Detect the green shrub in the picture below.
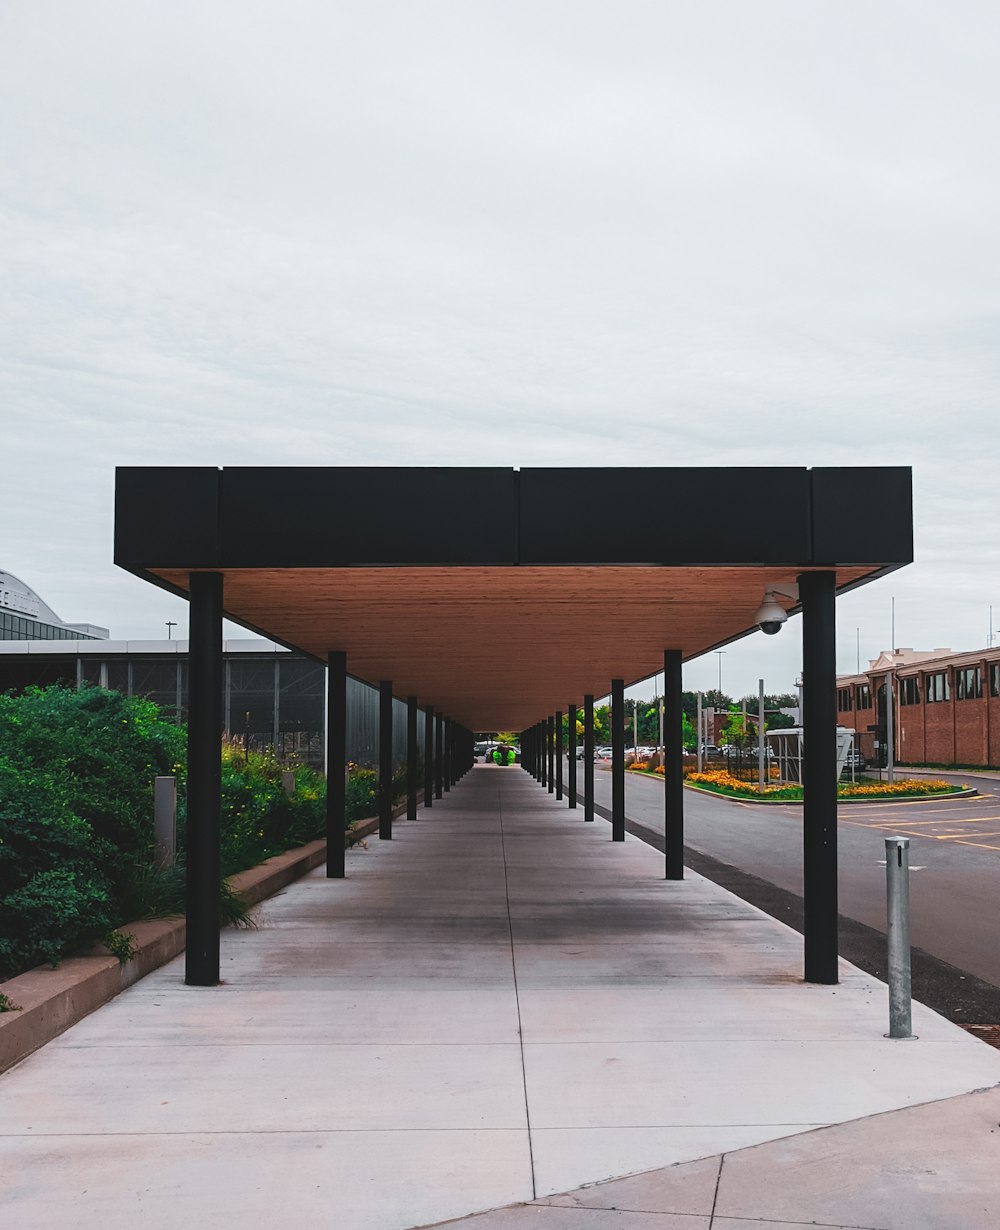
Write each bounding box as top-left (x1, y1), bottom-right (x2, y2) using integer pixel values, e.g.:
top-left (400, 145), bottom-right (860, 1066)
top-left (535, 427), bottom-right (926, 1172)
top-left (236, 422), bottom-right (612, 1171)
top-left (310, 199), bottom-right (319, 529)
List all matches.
top-left (219, 741), bottom-right (326, 875)
top-left (0, 867), bottom-right (113, 975)
top-left (0, 686), bottom-right (326, 978)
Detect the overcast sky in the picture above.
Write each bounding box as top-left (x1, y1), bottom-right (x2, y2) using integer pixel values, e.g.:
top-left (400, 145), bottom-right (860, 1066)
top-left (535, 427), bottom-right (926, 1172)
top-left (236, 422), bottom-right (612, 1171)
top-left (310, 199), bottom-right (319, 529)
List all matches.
top-left (2, 1), bottom-right (998, 702)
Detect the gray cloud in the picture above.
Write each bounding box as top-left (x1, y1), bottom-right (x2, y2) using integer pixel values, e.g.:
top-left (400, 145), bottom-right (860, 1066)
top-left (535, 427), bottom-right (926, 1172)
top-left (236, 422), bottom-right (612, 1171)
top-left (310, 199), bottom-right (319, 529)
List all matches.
top-left (2, 0), bottom-right (998, 699)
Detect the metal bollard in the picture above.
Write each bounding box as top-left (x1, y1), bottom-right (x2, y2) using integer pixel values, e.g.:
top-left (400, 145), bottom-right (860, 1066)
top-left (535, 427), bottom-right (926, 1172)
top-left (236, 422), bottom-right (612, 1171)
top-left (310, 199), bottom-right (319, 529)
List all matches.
top-left (281, 770), bottom-right (296, 797)
top-left (885, 836), bottom-right (916, 1039)
top-left (154, 775), bottom-right (177, 868)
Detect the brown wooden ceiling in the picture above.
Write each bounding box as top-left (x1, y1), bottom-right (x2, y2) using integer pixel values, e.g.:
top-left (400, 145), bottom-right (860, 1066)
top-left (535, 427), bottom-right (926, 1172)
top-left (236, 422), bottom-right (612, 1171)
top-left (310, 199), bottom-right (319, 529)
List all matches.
top-left (155, 564), bottom-right (871, 729)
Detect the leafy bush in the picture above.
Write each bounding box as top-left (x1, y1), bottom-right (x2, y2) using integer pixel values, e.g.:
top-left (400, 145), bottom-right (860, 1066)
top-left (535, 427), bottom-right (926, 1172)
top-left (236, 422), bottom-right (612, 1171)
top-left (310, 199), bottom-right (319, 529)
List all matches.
top-left (0, 685), bottom-right (185, 978)
top-left (0, 867), bottom-right (113, 975)
top-left (219, 741), bottom-right (326, 875)
top-left (0, 684), bottom-right (418, 980)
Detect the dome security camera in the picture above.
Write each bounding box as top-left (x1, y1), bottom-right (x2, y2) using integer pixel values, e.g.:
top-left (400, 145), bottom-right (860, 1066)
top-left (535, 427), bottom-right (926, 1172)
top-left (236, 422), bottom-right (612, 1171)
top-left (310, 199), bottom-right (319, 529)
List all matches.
top-left (756, 592), bottom-right (789, 636)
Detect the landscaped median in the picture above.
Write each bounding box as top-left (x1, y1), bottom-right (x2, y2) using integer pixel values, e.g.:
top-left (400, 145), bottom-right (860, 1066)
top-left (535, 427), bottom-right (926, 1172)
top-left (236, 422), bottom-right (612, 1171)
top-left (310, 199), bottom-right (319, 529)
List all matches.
top-left (0, 797), bottom-right (418, 1075)
top-left (627, 764), bottom-right (975, 804)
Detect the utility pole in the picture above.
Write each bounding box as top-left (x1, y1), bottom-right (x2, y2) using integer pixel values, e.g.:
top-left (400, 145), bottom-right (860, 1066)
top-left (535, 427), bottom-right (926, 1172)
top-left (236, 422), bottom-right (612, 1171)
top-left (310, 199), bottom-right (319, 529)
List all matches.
top-left (886, 671), bottom-right (895, 785)
top-left (697, 692), bottom-right (703, 772)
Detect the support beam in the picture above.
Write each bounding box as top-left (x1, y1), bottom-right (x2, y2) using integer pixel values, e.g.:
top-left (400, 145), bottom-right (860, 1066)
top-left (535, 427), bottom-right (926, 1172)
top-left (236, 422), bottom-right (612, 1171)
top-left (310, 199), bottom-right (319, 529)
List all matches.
top-left (424, 705), bottom-right (434, 807)
top-left (547, 715), bottom-right (555, 793)
top-left (379, 680), bottom-right (393, 840)
top-left (444, 718), bottom-right (452, 791)
top-left (186, 571), bottom-right (223, 987)
top-left (567, 703), bottom-right (577, 807)
top-left (435, 714), bottom-right (444, 799)
top-left (664, 649), bottom-right (684, 880)
top-left (326, 650), bottom-right (347, 878)
top-left (555, 709), bottom-right (563, 800)
top-left (540, 721), bottom-right (547, 788)
top-left (584, 694), bottom-right (594, 821)
top-left (611, 679), bottom-right (625, 841)
top-left (800, 569), bottom-right (839, 985)
top-left (406, 696), bottom-right (418, 822)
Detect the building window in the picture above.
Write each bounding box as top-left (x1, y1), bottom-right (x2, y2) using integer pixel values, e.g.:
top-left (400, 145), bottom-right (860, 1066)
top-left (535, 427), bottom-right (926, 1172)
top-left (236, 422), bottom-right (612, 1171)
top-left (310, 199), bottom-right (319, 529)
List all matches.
top-left (956, 666), bottom-right (982, 701)
top-left (856, 683), bottom-right (872, 709)
top-left (926, 671), bottom-right (950, 703)
top-left (899, 676), bottom-right (921, 706)
top-left (991, 663), bottom-right (1000, 698)
top-left (837, 687), bottom-right (853, 711)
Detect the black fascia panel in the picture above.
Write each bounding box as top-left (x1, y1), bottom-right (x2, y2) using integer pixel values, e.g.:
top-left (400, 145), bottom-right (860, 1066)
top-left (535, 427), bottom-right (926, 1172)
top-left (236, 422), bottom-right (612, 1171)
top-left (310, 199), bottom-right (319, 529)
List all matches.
top-left (219, 467), bottom-right (517, 566)
top-left (518, 467), bottom-right (812, 564)
top-left (810, 467), bottom-right (913, 566)
top-left (114, 467), bottom-right (221, 568)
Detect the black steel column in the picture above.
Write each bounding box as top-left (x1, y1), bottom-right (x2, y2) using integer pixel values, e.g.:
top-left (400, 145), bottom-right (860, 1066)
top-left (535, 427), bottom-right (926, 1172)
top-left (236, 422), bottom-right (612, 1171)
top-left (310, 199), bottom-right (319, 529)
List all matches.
top-left (611, 679), bottom-right (625, 841)
top-left (406, 696), bottom-right (418, 821)
top-left (379, 680), bottom-right (393, 840)
top-left (664, 649), bottom-right (684, 880)
top-left (584, 694), bottom-right (594, 821)
top-left (800, 569), bottom-right (839, 985)
top-left (186, 571), bottom-right (223, 987)
top-left (567, 703), bottom-right (577, 807)
top-left (555, 709), bottom-right (564, 801)
top-left (444, 718), bottom-right (452, 792)
top-left (435, 714), bottom-right (444, 798)
top-left (326, 650), bottom-right (347, 878)
top-left (424, 705), bottom-right (434, 808)
top-left (540, 721), bottom-right (548, 787)
top-left (547, 715), bottom-right (555, 793)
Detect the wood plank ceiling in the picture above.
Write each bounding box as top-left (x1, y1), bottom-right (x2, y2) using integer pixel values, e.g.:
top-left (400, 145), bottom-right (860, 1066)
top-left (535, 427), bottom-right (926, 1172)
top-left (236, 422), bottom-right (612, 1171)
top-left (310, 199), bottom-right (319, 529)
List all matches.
top-left (155, 564), bottom-right (872, 730)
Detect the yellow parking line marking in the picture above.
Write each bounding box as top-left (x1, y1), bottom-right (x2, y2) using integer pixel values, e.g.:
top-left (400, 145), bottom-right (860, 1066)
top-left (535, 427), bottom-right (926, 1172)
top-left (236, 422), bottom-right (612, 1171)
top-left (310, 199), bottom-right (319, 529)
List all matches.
top-left (868, 816), bottom-right (1000, 826)
top-left (952, 839), bottom-right (1000, 851)
top-left (934, 830), bottom-right (1000, 840)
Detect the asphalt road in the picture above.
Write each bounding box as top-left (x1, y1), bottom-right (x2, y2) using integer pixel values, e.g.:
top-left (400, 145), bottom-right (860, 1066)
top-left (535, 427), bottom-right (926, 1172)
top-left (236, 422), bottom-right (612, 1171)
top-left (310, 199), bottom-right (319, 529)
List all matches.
top-left (558, 760), bottom-right (1000, 1024)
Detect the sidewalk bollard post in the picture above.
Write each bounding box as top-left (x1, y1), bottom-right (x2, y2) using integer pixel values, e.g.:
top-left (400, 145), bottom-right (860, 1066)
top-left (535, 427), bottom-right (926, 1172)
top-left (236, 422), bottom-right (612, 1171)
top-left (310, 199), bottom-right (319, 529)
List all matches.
top-left (885, 836), bottom-right (916, 1039)
top-left (154, 775), bottom-right (177, 868)
top-left (281, 770), bottom-right (295, 796)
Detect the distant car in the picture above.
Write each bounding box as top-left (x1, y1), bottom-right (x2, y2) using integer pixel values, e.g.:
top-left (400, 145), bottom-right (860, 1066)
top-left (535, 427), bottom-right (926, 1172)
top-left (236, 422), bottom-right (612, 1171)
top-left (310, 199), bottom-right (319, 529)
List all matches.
top-left (701, 744), bottom-right (721, 757)
top-left (843, 748), bottom-right (867, 771)
top-left (575, 744), bottom-right (586, 759)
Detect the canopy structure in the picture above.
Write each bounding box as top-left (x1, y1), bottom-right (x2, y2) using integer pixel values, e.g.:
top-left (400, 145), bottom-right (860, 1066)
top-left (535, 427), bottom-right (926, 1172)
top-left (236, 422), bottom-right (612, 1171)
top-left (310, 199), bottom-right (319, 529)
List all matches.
top-left (115, 466), bottom-right (912, 730)
top-left (114, 464), bottom-right (913, 990)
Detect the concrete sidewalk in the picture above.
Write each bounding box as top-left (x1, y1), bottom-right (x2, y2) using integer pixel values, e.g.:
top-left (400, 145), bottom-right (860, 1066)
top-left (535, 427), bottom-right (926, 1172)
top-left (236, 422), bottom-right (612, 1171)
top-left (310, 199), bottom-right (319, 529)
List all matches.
top-left (2, 766), bottom-right (998, 1229)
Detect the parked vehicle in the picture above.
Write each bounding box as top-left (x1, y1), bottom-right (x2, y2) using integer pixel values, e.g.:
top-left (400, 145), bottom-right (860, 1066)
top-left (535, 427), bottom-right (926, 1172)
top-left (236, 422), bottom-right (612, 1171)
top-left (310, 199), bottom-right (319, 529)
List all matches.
top-left (701, 744), bottom-right (721, 757)
top-left (843, 748), bottom-right (867, 771)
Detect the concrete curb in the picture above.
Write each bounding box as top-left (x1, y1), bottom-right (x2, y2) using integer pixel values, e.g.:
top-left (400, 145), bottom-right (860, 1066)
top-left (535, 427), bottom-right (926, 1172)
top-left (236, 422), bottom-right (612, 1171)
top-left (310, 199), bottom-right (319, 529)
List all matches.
top-left (0, 793), bottom-right (422, 1075)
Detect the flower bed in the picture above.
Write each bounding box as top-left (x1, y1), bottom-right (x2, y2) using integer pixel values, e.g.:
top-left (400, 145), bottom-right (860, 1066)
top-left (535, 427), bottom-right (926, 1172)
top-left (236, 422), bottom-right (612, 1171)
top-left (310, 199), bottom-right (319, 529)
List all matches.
top-left (683, 769), bottom-right (960, 802)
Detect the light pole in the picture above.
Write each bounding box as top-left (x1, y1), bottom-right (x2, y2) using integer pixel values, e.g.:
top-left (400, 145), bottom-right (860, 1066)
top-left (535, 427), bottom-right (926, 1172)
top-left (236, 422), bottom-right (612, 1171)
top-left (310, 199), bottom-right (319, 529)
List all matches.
top-left (165, 620), bottom-right (176, 640)
top-left (715, 650), bottom-right (726, 696)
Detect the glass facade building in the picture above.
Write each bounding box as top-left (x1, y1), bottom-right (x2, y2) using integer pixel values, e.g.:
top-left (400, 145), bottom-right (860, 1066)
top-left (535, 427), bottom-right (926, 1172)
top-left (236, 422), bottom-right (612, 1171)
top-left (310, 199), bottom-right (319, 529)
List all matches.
top-left (0, 610), bottom-right (103, 641)
top-left (0, 642), bottom-right (419, 770)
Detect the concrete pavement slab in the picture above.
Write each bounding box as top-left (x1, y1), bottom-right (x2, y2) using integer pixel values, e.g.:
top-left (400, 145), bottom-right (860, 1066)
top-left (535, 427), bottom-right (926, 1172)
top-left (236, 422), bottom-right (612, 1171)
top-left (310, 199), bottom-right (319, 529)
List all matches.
top-left (0, 1128), bottom-right (533, 1230)
top-left (3, 765), bottom-right (1000, 1230)
top-left (528, 1126), bottom-right (812, 1198)
top-left (712, 1086), bottom-right (1000, 1230)
top-left (425, 1208), bottom-right (710, 1227)
top-left (1, 1040), bottom-right (528, 1134)
top-left (539, 1153), bottom-right (721, 1214)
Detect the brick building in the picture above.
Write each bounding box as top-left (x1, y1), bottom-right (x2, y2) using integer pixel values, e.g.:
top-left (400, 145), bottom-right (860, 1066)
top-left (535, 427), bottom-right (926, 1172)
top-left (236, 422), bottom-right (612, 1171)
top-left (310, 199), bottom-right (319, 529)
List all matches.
top-left (836, 646), bottom-right (1000, 768)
